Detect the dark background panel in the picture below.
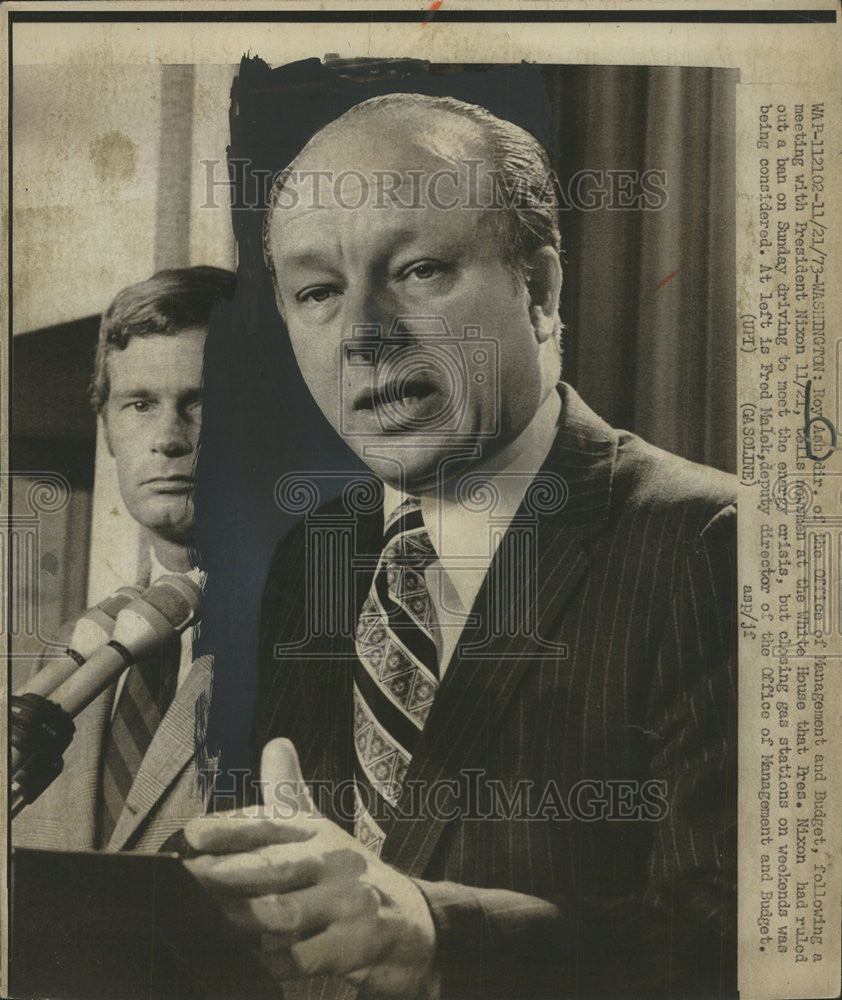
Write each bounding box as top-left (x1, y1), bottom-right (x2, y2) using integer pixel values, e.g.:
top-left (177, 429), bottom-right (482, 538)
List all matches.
top-left (11, 315), bottom-right (100, 489)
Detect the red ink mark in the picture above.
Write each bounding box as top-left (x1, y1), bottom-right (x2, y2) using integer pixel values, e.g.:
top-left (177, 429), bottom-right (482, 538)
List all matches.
top-left (641, 267), bottom-right (681, 300)
top-left (422, 0), bottom-right (443, 26)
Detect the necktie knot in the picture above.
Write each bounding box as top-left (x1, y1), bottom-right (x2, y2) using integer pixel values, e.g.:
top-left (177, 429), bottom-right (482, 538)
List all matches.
top-left (383, 498), bottom-right (436, 570)
top-left (385, 532), bottom-right (435, 570)
top-left (384, 496), bottom-right (421, 534)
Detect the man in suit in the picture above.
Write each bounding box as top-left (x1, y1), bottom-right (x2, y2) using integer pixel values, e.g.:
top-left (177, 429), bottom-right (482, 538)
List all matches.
top-left (13, 265), bottom-right (236, 853)
top-left (185, 95), bottom-right (736, 998)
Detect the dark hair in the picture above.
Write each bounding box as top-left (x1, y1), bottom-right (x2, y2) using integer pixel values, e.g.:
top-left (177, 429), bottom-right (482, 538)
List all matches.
top-left (91, 265), bottom-right (236, 413)
top-left (262, 93), bottom-right (562, 292)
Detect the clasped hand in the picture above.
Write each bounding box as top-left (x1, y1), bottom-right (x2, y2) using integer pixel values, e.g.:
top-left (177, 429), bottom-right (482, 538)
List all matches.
top-left (184, 739), bottom-right (437, 999)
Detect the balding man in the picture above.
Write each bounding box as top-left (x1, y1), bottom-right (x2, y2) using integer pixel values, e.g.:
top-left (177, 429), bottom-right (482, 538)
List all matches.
top-left (186, 95), bottom-right (736, 1000)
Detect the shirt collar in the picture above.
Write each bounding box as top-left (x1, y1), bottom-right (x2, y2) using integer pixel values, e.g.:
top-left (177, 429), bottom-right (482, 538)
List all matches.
top-left (148, 546), bottom-right (203, 589)
top-left (382, 389), bottom-right (561, 611)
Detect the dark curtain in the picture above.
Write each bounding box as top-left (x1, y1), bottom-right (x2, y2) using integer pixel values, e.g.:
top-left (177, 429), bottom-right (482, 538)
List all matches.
top-left (196, 58), bottom-right (737, 769)
top-left (545, 65), bottom-right (736, 471)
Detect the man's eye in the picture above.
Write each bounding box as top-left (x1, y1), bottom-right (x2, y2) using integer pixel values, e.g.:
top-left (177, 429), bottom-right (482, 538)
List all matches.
top-left (401, 260), bottom-right (445, 281)
top-left (129, 400), bottom-right (150, 413)
top-left (296, 286), bottom-right (338, 307)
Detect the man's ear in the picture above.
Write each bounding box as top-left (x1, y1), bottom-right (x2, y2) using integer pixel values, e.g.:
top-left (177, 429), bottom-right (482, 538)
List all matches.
top-left (526, 246), bottom-right (563, 344)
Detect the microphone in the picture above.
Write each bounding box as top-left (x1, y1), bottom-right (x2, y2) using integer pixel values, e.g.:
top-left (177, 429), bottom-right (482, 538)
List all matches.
top-left (49, 574), bottom-right (202, 718)
top-left (11, 575), bottom-right (202, 816)
top-left (16, 587), bottom-right (142, 698)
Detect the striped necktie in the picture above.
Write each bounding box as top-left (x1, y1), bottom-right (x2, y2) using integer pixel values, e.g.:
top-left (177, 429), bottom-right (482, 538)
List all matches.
top-left (98, 638), bottom-right (180, 848)
top-left (353, 498), bottom-right (440, 854)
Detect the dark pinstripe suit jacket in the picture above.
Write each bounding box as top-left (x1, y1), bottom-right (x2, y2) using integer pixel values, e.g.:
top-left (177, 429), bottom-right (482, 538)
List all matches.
top-left (253, 384), bottom-right (737, 999)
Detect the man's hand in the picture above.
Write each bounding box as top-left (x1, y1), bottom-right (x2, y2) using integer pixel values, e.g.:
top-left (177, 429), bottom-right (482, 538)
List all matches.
top-left (184, 739), bottom-right (438, 999)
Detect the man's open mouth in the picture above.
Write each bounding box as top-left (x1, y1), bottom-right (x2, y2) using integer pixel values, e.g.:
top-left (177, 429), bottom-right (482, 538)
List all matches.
top-left (354, 379), bottom-right (438, 412)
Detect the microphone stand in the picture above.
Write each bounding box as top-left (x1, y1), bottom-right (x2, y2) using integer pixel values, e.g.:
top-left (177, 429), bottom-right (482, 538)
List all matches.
top-left (10, 586), bottom-right (140, 818)
top-left (10, 693), bottom-right (76, 818)
top-left (10, 574), bottom-right (201, 819)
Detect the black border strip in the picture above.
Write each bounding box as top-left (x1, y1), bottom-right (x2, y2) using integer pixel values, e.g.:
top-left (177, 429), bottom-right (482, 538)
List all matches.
top-left (7, 9), bottom-right (839, 24)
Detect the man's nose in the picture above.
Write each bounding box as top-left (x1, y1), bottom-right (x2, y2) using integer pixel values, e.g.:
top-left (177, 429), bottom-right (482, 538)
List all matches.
top-left (344, 282), bottom-right (397, 343)
top-left (151, 408), bottom-right (196, 457)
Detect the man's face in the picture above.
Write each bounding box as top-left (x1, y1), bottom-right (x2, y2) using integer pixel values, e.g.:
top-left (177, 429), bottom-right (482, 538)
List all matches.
top-left (103, 327), bottom-right (205, 546)
top-left (267, 114), bottom-right (547, 493)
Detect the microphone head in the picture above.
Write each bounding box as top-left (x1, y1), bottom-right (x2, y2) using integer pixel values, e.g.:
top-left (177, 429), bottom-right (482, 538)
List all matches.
top-left (143, 575), bottom-right (202, 632)
top-left (48, 578), bottom-right (202, 720)
top-left (69, 586), bottom-right (142, 657)
top-left (98, 586), bottom-right (143, 619)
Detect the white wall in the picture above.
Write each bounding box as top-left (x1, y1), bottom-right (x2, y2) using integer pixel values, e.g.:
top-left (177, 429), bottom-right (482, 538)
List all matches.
top-left (13, 64), bottom-right (161, 335)
top-left (13, 61), bottom-right (238, 601)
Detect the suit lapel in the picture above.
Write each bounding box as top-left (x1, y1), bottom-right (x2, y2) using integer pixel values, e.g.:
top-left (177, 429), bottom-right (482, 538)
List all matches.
top-left (108, 654), bottom-right (213, 850)
top-left (59, 686), bottom-right (115, 850)
top-left (331, 502), bottom-right (382, 831)
top-left (292, 496), bottom-right (382, 832)
top-left (69, 688), bottom-right (115, 849)
top-left (295, 656), bottom-right (354, 831)
top-left (382, 384), bottom-right (619, 874)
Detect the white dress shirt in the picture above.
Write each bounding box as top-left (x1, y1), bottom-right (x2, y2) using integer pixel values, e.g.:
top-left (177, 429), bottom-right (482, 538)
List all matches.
top-left (381, 389), bottom-right (561, 677)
